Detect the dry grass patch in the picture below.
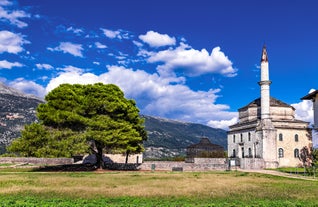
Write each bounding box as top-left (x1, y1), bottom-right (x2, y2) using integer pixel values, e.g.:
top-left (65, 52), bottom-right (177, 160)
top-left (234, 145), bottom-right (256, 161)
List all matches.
top-left (0, 170), bottom-right (317, 201)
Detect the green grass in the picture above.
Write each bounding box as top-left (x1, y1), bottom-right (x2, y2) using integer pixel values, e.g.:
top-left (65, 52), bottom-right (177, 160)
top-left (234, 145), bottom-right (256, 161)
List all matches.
top-left (0, 169), bottom-right (317, 206)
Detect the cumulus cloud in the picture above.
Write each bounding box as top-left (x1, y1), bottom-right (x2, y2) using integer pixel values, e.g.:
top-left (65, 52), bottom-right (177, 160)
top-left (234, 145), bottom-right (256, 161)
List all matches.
top-left (48, 42), bottom-right (84, 57)
top-left (45, 65), bottom-right (237, 129)
top-left (36, 63), bottom-right (53, 70)
top-left (0, 30), bottom-right (28, 54)
top-left (291, 89), bottom-right (315, 124)
top-left (100, 28), bottom-right (131, 40)
top-left (207, 117), bottom-right (238, 130)
top-left (148, 42), bottom-right (237, 77)
top-left (0, 60), bottom-right (22, 69)
top-left (139, 31), bottom-right (176, 47)
top-left (0, 1), bottom-right (31, 28)
top-left (9, 78), bottom-right (46, 98)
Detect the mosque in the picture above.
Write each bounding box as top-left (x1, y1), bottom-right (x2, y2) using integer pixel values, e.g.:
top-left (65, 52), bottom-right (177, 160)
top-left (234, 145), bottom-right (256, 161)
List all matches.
top-left (227, 46), bottom-right (312, 169)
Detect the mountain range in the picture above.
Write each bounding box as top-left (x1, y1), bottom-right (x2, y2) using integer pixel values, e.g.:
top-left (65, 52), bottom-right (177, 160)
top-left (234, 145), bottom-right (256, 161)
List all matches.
top-left (0, 83), bottom-right (227, 157)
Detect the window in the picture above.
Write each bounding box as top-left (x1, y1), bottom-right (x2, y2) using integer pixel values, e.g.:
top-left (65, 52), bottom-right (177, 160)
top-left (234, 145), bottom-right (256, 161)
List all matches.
top-left (241, 147), bottom-right (244, 158)
top-left (295, 134), bottom-right (299, 142)
top-left (233, 135), bottom-right (235, 143)
top-left (294, 149), bottom-right (299, 158)
top-left (240, 134), bottom-right (243, 142)
top-left (232, 149), bottom-right (236, 158)
top-left (248, 132), bottom-right (251, 141)
top-left (248, 148), bottom-right (252, 157)
top-left (279, 133), bottom-right (283, 141)
top-left (278, 148), bottom-right (284, 158)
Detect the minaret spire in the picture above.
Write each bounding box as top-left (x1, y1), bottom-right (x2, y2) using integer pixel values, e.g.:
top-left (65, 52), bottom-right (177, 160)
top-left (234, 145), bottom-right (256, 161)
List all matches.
top-left (259, 45), bottom-right (271, 120)
top-left (261, 45), bottom-right (268, 62)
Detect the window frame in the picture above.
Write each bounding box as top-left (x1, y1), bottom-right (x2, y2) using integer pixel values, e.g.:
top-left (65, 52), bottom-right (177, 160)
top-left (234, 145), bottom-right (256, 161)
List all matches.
top-left (278, 133), bottom-right (283, 141)
top-left (295, 134), bottom-right (299, 142)
top-left (278, 148), bottom-right (284, 158)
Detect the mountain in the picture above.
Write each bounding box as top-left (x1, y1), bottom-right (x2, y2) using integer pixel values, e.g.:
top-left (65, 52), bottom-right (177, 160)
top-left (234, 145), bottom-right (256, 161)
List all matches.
top-left (142, 115), bottom-right (227, 158)
top-left (0, 83), bottom-right (228, 157)
top-left (0, 82), bottom-right (44, 153)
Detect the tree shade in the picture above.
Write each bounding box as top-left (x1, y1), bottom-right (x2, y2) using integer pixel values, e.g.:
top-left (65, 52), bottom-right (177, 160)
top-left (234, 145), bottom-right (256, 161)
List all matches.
top-left (8, 83), bottom-right (147, 167)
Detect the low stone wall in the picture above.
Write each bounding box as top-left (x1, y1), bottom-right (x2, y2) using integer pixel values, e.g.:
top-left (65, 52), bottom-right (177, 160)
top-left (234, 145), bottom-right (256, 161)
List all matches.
top-left (240, 158), bottom-right (265, 169)
top-left (0, 157), bottom-right (74, 165)
top-left (192, 158), bottom-right (227, 164)
top-left (140, 160), bottom-right (227, 171)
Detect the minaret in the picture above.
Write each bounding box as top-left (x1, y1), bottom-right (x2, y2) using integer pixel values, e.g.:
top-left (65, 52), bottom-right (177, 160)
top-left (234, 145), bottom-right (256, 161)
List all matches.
top-left (259, 45), bottom-right (271, 120)
top-left (256, 45), bottom-right (277, 168)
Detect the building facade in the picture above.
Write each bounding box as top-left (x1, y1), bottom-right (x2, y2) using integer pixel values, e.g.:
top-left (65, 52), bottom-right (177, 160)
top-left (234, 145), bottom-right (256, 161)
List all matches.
top-left (301, 90), bottom-right (318, 148)
top-left (227, 46), bottom-right (312, 168)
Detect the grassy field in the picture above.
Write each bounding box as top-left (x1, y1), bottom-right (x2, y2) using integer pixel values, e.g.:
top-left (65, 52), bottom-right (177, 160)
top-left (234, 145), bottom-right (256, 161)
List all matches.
top-left (0, 168), bottom-right (317, 206)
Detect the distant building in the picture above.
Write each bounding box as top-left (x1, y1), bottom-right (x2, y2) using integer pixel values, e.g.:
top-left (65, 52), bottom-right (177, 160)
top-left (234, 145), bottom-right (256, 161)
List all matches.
top-left (227, 46), bottom-right (312, 169)
top-left (301, 90), bottom-right (318, 148)
top-left (186, 137), bottom-right (224, 161)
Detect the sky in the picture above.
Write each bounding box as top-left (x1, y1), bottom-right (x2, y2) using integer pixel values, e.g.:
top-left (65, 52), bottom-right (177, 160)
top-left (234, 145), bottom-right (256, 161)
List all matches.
top-left (0, 0), bottom-right (317, 130)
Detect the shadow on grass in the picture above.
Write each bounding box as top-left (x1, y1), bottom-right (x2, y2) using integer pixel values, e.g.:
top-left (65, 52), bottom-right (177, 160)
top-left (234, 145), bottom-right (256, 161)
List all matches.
top-left (33, 163), bottom-right (142, 172)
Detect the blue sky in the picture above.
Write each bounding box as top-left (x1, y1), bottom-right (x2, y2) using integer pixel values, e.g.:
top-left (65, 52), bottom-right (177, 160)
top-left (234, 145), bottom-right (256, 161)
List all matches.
top-left (0, 0), bottom-right (317, 129)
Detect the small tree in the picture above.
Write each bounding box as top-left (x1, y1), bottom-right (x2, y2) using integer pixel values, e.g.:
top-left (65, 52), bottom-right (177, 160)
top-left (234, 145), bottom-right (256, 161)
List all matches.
top-left (299, 146), bottom-right (316, 175)
top-left (8, 83), bottom-right (147, 168)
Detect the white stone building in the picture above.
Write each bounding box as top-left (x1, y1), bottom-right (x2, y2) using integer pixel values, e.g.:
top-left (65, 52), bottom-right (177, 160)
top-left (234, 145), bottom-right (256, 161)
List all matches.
top-left (301, 90), bottom-right (318, 148)
top-left (227, 46), bottom-right (312, 169)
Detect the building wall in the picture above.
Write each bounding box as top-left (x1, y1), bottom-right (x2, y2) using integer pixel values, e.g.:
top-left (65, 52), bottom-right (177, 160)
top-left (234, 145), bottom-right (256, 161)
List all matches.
top-left (228, 119), bottom-right (311, 168)
top-left (276, 128), bottom-right (310, 167)
top-left (228, 129), bottom-right (257, 158)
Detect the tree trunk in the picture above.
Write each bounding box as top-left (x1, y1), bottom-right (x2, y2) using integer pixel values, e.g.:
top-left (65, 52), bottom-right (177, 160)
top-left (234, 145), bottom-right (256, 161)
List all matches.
top-left (95, 141), bottom-right (103, 169)
top-left (125, 151), bottom-right (130, 164)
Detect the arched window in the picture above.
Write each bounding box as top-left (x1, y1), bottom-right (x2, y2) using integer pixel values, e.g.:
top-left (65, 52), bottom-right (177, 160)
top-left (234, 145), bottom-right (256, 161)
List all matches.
top-left (295, 134), bottom-right (299, 142)
top-left (278, 148), bottom-right (284, 158)
top-left (232, 149), bottom-right (236, 158)
top-left (248, 132), bottom-right (251, 141)
top-left (248, 148), bottom-right (252, 157)
top-left (294, 149), bottom-right (299, 158)
top-left (240, 134), bottom-right (243, 142)
top-left (233, 135), bottom-right (235, 143)
top-left (279, 133), bottom-right (283, 141)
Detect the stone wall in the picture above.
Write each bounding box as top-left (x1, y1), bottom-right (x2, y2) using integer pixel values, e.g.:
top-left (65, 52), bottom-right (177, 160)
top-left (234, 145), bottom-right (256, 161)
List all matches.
top-left (0, 157), bottom-right (74, 165)
top-left (240, 158), bottom-right (265, 169)
top-left (140, 160), bottom-right (227, 171)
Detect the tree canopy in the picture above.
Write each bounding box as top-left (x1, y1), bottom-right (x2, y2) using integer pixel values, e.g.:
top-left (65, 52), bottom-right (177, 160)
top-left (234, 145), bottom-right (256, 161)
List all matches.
top-left (8, 83), bottom-right (147, 166)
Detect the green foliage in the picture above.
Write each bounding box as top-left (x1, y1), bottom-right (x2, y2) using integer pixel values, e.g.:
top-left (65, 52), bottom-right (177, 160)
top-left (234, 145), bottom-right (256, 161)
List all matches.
top-left (8, 83), bottom-right (147, 162)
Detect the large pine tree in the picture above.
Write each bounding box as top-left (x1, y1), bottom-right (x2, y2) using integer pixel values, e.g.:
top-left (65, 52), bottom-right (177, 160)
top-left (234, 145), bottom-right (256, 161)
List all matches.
top-left (8, 83), bottom-right (147, 167)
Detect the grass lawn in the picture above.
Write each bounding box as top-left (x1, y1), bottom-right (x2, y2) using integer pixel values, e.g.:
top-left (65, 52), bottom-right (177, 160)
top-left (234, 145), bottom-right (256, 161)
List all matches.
top-left (0, 168), bottom-right (317, 206)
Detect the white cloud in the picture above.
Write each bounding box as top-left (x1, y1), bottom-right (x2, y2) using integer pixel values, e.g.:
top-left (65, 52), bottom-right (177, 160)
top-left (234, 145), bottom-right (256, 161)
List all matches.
top-left (48, 42), bottom-right (84, 57)
top-left (0, 30), bottom-right (29, 54)
top-left (133, 40), bottom-right (143, 47)
top-left (0, 0), bottom-right (11, 6)
top-left (58, 65), bottom-right (84, 73)
top-left (9, 78), bottom-right (46, 98)
top-left (0, 60), bottom-right (22, 69)
top-left (45, 65), bottom-right (237, 129)
top-left (95, 42), bottom-right (107, 49)
top-left (148, 43), bottom-right (237, 77)
top-left (36, 63), bottom-right (53, 70)
top-left (0, 2), bottom-right (30, 28)
top-left (100, 28), bottom-right (131, 40)
top-left (291, 89), bottom-right (315, 124)
top-left (207, 117), bottom-right (238, 130)
top-left (139, 31), bottom-right (176, 47)
top-left (66, 26), bottom-right (84, 35)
